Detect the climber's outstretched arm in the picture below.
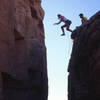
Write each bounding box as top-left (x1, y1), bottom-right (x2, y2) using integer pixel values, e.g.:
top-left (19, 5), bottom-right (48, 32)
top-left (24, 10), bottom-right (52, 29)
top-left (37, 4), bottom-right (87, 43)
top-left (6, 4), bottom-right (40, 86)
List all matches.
top-left (54, 20), bottom-right (62, 25)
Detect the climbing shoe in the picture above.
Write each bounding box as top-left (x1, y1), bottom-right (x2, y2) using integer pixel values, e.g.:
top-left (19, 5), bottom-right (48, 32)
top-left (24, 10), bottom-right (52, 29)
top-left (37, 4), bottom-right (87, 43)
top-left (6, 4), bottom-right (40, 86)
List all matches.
top-left (61, 34), bottom-right (65, 36)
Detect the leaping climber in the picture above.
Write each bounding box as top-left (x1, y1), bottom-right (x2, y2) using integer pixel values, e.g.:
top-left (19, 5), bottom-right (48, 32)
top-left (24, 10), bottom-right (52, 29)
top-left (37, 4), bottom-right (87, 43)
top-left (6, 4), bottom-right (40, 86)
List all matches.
top-left (54, 14), bottom-right (73, 36)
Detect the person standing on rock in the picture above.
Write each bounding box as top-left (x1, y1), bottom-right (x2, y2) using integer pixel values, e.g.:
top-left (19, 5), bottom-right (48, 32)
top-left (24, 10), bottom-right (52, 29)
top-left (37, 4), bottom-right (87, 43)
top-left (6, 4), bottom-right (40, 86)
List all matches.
top-left (54, 14), bottom-right (73, 36)
top-left (79, 13), bottom-right (88, 24)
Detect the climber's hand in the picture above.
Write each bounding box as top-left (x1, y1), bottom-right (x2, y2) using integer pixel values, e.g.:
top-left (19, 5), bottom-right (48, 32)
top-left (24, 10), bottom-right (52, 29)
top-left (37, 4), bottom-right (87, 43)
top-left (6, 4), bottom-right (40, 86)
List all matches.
top-left (53, 23), bottom-right (57, 25)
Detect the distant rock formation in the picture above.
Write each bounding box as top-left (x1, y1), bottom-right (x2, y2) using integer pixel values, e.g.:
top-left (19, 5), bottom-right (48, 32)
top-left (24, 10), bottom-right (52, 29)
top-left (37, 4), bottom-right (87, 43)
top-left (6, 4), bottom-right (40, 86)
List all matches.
top-left (68, 11), bottom-right (100, 100)
top-left (0, 0), bottom-right (48, 100)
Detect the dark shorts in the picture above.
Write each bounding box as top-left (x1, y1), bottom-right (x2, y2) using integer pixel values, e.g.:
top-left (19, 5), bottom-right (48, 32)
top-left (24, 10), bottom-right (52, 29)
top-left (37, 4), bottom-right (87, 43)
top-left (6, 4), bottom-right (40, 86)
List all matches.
top-left (65, 20), bottom-right (72, 26)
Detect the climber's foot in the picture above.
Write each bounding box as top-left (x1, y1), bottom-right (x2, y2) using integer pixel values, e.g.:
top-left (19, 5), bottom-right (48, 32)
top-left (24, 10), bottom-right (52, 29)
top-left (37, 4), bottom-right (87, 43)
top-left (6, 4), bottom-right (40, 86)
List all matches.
top-left (61, 34), bottom-right (65, 36)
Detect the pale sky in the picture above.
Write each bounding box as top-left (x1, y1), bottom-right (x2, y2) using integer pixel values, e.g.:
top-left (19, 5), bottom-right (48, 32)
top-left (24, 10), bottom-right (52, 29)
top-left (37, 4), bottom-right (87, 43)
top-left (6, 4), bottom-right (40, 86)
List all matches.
top-left (42, 0), bottom-right (100, 100)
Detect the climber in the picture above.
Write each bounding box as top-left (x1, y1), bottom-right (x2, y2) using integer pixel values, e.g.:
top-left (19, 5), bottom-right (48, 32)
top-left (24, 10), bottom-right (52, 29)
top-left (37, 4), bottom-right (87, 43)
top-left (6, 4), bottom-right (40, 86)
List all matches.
top-left (71, 14), bottom-right (88, 43)
top-left (54, 14), bottom-right (73, 36)
top-left (79, 13), bottom-right (88, 24)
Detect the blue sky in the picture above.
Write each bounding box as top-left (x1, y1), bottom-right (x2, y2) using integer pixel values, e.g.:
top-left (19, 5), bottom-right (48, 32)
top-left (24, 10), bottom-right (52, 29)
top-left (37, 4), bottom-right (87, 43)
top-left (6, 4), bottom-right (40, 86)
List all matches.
top-left (42, 0), bottom-right (100, 100)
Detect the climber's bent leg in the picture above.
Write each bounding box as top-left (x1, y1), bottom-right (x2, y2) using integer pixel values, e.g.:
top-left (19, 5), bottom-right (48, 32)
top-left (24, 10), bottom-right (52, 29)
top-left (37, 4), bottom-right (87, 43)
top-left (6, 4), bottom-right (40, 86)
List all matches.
top-left (61, 25), bottom-right (66, 35)
top-left (66, 25), bottom-right (73, 32)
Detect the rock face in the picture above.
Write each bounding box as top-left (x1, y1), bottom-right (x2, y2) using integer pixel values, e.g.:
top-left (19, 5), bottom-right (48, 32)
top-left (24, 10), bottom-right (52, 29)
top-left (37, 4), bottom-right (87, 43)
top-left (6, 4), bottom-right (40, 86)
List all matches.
top-left (0, 0), bottom-right (48, 100)
top-left (68, 11), bottom-right (100, 100)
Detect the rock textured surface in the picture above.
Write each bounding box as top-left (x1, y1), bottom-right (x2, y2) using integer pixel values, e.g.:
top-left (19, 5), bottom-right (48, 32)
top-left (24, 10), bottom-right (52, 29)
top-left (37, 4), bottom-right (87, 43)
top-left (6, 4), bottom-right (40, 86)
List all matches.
top-left (68, 11), bottom-right (100, 100)
top-left (0, 0), bottom-right (48, 100)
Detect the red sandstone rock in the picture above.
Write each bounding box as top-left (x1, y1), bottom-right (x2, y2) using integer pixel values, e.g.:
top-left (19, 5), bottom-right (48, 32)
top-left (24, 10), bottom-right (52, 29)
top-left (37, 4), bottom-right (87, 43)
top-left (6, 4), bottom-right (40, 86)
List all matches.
top-left (68, 11), bottom-right (100, 100)
top-left (0, 0), bottom-right (48, 100)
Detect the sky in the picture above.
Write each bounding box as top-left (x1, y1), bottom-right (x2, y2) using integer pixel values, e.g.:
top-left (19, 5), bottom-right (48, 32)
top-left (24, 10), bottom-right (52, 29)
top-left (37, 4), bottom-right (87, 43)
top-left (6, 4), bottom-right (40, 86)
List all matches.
top-left (42, 0), bottom-right (100, 100)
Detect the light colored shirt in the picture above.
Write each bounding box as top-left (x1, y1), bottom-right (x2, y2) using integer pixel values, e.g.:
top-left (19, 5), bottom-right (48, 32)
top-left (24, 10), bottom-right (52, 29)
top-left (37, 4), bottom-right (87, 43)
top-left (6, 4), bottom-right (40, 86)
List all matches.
top-left (60, 16), bottom-right (68, 23)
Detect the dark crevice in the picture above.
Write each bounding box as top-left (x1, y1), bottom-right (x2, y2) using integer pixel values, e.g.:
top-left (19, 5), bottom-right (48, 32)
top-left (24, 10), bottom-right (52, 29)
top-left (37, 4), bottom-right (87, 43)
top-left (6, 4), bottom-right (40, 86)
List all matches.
top-left (1, 72), bottom-right (23, 88)
top-left (30, 7), bottom-right (38, 19)
top-left (14, 28), bottom-right (24, 41)
top-left (38, 20), bottom-right (44, 30)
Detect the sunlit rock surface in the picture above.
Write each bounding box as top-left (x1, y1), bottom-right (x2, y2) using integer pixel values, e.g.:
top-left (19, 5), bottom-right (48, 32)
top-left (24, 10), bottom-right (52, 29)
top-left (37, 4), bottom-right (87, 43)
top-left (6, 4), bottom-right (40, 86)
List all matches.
top-left (0, 0), bottom-right (48, 100)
